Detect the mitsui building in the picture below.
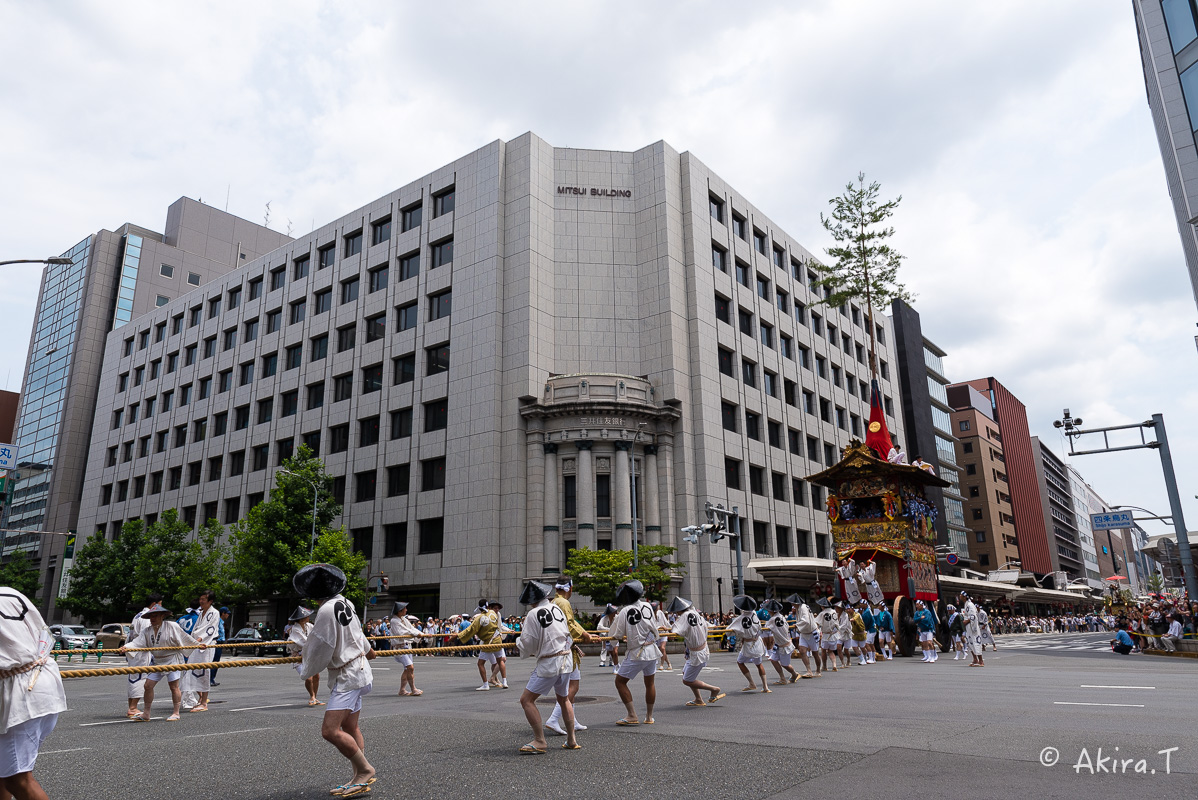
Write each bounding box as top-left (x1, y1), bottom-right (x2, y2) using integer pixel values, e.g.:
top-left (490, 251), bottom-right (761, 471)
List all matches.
top-left (75, 133), bottom-right (905, 617)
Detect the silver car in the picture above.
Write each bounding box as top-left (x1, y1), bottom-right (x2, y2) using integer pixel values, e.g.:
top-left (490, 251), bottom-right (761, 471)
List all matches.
top-left (49, 624), bottom-right (97, 651)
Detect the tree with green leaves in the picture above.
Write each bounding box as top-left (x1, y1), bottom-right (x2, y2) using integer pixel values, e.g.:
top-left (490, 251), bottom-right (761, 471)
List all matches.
top-left (0, 549), bottom-right (41, 598)
top-left (814, 172), bottom-right (912, 378)
top-left (226, 445), bottom-right (347, 604)
top-left (301, 529), bottom-right (369, 608)
top-left (1146, 573), bottom-right (1165, 594)
top-left (565, 545), bottom-right (684, 606)
top-left (59, 519), bottom-right (147, 624)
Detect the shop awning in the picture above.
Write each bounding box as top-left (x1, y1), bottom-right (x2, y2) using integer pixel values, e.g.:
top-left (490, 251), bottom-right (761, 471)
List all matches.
top-left (746, 557), bottom-right (837, 584)
top-left (938, 574), bottom-right (1022, 600)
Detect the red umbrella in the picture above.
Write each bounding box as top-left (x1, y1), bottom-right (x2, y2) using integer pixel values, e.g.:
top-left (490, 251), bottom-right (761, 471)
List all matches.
top-left (1105, 575), bottom-right (1127, 581)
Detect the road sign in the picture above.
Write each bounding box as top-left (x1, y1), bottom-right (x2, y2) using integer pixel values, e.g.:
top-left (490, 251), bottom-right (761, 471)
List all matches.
top-left (1090, 510), bottom-right (1134, 531)
top-left (945, 553), bottom-right (959, 565)
top-left (0, 443), bottom-right (17, 470)
top-left (368, 596), bottom-right (377, 606)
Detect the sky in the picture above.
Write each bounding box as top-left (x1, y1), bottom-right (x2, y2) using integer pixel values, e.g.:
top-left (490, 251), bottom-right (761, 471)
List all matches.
top-left (0, 1), bottom-right (1194, 548)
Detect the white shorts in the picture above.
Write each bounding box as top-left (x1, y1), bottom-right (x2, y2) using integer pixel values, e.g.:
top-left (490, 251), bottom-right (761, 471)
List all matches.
top-left (393, 653), bottom-right (414, 667)
top-left (603, 641), bottom-right (616, 652)
top-left (567, 667), bottom-right (581, 682)
top-left (820, 637), bottom-right (839, 650)
top-left (327, 683), bottom-right (372, 713)
top-left (865, 632), bottom-right (877, 644)
top-left (737, 651), bottom-right (762, 665)
top-left (617, 659), bottom-right (658, 679)
top-left (146, 670), bottom-right (181, 684)
top-left (769, 647), bottom-right (792, 667)
top-left (879, 631), bottom-right (893, 642)
top-left (127, 674), bottom-right (146, 699)
top-left (0, 713), bottom-right (57, 778)
top-left (853, 638), bottom-right (866, 648)
top-left (479, 650), bottom-right (499, 665)
top-left (525, 672), bottom-right (571, 697)
top-left (798, 633), bottom-right (819, 651)
top-left (681, 658), bottom-right (709, 683)
top-left (952, 635), bottom-right (962, 644)
top-left (919, 632), bottom-right (934, 642)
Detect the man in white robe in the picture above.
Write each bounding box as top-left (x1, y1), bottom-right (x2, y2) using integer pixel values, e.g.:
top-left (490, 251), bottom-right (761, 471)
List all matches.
top-left (120, 604), bottom-right (202, 720)
top-left (815, 598), bottom-right (840, 673)
top-left (596, 604), bottom-right (619, 671)
top-left (651, 601), bottom-right (673, 671)
top-left (959, 592), bottom-right (984, 667)
top-left (788, 595), bottom-right (820, 678)
top-left (668, 597), bottom-right (723, 706)
top-left (730, 595), bottom-right (770, 692)
top-left (295, 563), bottom-right (377, 798)
top-left (388, 601), bottom-right (423, 697)
top-left (763, 599), bottom-right (799, 685)
top-left (978, 606), bottom-right (996, 650)
top-left (858, 559), bottom-right (886, 605)
top-left (287, 606), bottom-right (323, 706)
top-left (838, 559), bottom-right (863, 605)
top-left (183, 590), bottom-right (220, 712)
top-left (124, 594), bottom-right (160, 718)
top-left (516, 580), bottom-right (579, 753)
top-left (1, 587), bottom-right (67, 800)
top-left (608, 579), bottom-right (662, 725)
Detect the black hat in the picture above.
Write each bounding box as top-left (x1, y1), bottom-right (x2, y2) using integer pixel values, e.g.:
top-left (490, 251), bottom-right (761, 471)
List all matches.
top-left (288, 606), bottom-right (314, 622)
top-left (519, 580), bottom-right (554, 606)
top-left (816, 597), bottom-right (831, 608)
top-left (614, 579), bottom-right (645, 606)
top-left (487, 600), bottom-right (504, 610)
top-left (391, 601), bottom-right (409, 616)
top-left (783, 593), bottom-right (805, 608)
top-left (666, 596), bottom-right (693, 614)
top-left (144, 603), bottom-right (172, 617)
top-left (762, 599), bottom-right (783, 614)
top-left (293, 563), bottom-right (347, 600)
top-left (732, 595), bottom-right (757, 613)
top-left (604, 603), bottom-right (618, 616)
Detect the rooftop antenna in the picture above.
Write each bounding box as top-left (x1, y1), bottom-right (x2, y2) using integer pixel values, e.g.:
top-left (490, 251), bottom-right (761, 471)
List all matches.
top-left (225, 184), bottom-right (230, 212)
top-left (286, 218), bottom-right (293, 237)
top-left (264, 201), bottom-right (272, 228)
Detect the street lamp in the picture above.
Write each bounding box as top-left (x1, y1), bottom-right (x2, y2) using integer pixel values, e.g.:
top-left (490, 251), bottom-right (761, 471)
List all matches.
top-left (997, 560), bottom-right (1021, 571)
top-left (278, 468), bottom-right (320, 552)
top-left (0, 257), bottom-right (74, 267)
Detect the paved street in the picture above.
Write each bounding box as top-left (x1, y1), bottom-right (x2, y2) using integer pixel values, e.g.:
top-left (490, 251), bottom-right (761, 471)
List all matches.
top-left (37, 633), bottom-right (1195, 799)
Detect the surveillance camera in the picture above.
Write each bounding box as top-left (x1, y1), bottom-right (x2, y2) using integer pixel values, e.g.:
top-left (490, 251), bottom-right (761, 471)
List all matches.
top-left (1053, 420), bottom-right (1063, 428)
top-left (1074, 418), bottom-right (1082, 426)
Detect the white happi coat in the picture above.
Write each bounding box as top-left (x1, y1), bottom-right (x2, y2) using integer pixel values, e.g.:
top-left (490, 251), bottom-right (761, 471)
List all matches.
top-left (298, 595), bottom-right (373, 693)
top-left (730, 611), bottom-right (766, 660)
top-left (0, 589), bottom-right (67, 735)
top-left (608, 600), bottom-right (663, 663)
top-left (793, 604), bottom-right (818, 636)
top-left (816, 608), bottom-right (839, 639)
top-left (126, 620), bottom-right (201, 668)
top-left (286, 621), bottom-right (310, 655)
top-left (653, 609), bottom-right (670, 641)
top-left (516, 599), bottom-right (574, 678)
top-left (836, 613), bottom-right (852, 644)
top-left (596, 614), bottom-right (617, 651)
top-left (126, 607), bottom-right (151, 699)
top-left (858, 562), bottom-right (886, 605)
top-left (838, 564), bottom-right (863, 604)
top-left (389, 614), bottom-right (422, 652)
top-left (184, 605), bottom-right (221, 693)
top-left (670, 609), bottom-right (710, 665)
top-left (978, 608), bottom-right (995, 647)
top-left (962, 600), bottom-right (983, 655)
top-left (766, 613), bottom-right (795, 654)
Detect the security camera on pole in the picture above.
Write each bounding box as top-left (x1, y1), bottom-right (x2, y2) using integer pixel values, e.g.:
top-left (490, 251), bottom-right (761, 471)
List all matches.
top-left (682, 501), bottom-right (744, 597)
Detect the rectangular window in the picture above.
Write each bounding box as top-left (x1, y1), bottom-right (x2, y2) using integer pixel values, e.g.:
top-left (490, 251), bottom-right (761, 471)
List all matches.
top-left (344, 230), bottom-right (363, 257)
top-left (721, 402), bottom-right (738, 432)
top-left (397, 302), bottom-right (418, 331)
top-left (151, 471), bottom-right (163, 494)
top-left (779, 334), bottom-right (793, 360)
top-left (341, 276), bottom-right (360, 304)
top-left (337, 325), bottom-right (356, 352)
top-left (314, 289), bottom-right (332, 315)
top-left (717, 347), bottom-right (735, 377)
top-left (208, 297), bottom-right (221, 319)
top-left (155, 430), bottom-right (168, 454)
top-left (422, 457), bottom-right (446, 490)
top-left (362, 363), bottom-right (383, 393)
top-left (359, 416), bottom-right (380, 447)
top-left (213, 411), bottom-right (228, 436)
top-left (179, 383), bottom-right (192, 405)
top-left (248, 277), bottom-right (263, 300)
top-left (725, 458), bottom-right (741, 490)
top-left (732, 214), bottom-right (746, 240)
top-left (419, 518), bottom-right (444, 554)
top-left (187, 462), bottom-right (201, 486)
top-left (596, 474), bottom-right (611, 517)
top-left (709, 195), bottom-right (725, 223)
top-left (753, 229), bottom-right (767, 254)
top-left (715, 294), bottom-right (730, 323)
top-left (293, 254), bottom-right (310, 280)
top-left (252, 444), bottom-right (270, 471)
top-left (741, 359), bottom-right (756, 388)
top-left (239, 362), bottom-right (254, 386)
top-left (394, 353), bottom-right (416, 384)
top-left (208, 455), bottom-right (222, 482)
top-left (193, 418), bottom-right (207, 442)
top-left (775, 524), bottom-right (791, 557)
top-left (189, 306), bottom-right (202, 327)
top-left (712, 244), bottom-right (727, 272)
top-left (384, 523), bottom-right (407, 557)
top-left (166, 352), bottom-right (178, 374)
top-left (767, 420), bottom-right (782, 448)
top-left (307, 382), bottom-right (325, 410)
top-left (735, 260), bottom-right (750, 286)
top-left (756, 275), bottom-right (770, 300)
top-left (363, 313), bottom-right (385, 343)
top-left (218, 369), bottom-right (232, 393)
top-left (257, 398), bottom-right (273, 424)
top-left (433, 186), bottom-right (455, 217)
top-left (302, 431), bottom-right (321, 456)
top-left (371, 216), bottom-right (391, 246)
top-left (390, 407), bottom-right (413, 439)
top-left (401, 203), bottom-right (422, 232)
top-left (318, 245), bottom-right (335, 270)
top-left (330, 424), bottom-right (350, 453)
top-left (368, 264), bottom-right (388, 293)
top-left (563, 475), bottom-right (576, 518)
top-left (429, 289), bottom-right (451, 320)
top-left (430, 239), bottom-right (453, 268)
top-left (228, 450), bottom-right (245, 477)
top-left (749, 467), bottom-right (764, 495)
top-left (228, 286), bottom-right (242, 309)
top-left (772, 472), bottom-right (787, 500)
top-left (738, 308), bottom-right (753, 335)
top-left (172, 314), bottom-right (184, 334)
top-left (281, 390), bottom-right (298, 417)
top-left (959, 420), bottom-right (971, 432)
top-left (355, 471), bottom-right (377, 502)
top-left (261, 352), bottom-right (277, 378)
top-left (235, 405), bottom-right (250, 430)
top-left (139, 330), bottom-right (150, 350)
top-left (745, 411), bottom-right (761, 440)
top-left (788, 428), bottom-right (801, 455)
top-left (310, 334), bottom-right (328, 362)
top-left (285, 344), bottom-right (302, 370)
top-left (793, 479), bottom-right (807, 507)
top-left (760, 323), bottom-right (774, 349)
top-left (222, 328), bottom-right (237, 351)
top-left (398, 251), bottom-right (419, 281)
top-left (169, 467), bottom-right (182, 490)
top-left (290, 299), bottom-right (306, 324)
top-left (266, 309), bottom-right (282, 334)
top-left (424, 398), bottom-right (448, 432)
top-left (270, 266), bottom-right (287, 290)
top-left (155, 322), bottom-right (166, 342)
top-left (150, 359), bottom-right (161, 380)
top-left (333, 373), bottom-right (353, 402)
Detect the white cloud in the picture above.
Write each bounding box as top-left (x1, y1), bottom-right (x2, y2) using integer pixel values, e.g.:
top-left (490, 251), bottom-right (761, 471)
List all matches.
top-left (0, 0), bottom-right (1194, 537)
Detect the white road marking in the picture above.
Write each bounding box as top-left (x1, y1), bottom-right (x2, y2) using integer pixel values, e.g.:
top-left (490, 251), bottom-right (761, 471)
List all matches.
top-left (80, 717), bottom-right (160, 726)
top-left (1080, 685), bottom-right (1155, 690)
top-left (1053, 702), bottom-right (1145, 708)
top-left (229, 703), bottom-right (297, 712)
top-left (253, 666), bottom-right (277, 670)
top-left (41, 747), bottom-right (93, 755)
top-left (186, 727), bottom-right (276, 738)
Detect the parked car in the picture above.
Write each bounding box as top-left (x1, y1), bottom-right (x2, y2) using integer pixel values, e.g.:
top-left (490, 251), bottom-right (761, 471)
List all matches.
top-left (95, 623), bottom-right (132, 650)
top-left (49, 624), bottom-right (97, 651)
top-left (225, 626), bottom-right (286, 657)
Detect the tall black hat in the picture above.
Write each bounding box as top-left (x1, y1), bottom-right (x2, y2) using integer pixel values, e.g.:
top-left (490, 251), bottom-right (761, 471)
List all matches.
top-left (666, 596), bottom-right (694, 614)
top-left (816, 597), bottom-right (831, 608)
top-left (519, 580), bottom-right (554, 606)
top-left (783, 593), bottom-right (805, 609)
top-left (732, 594), bottom-right (758, 613)
top-left (293, 563), bottom-right (347, 600)
top-left (604, 603), bottom-right (618, 616)
top-left (762, 599), bottom-right (783, 614)
top-left (613, 579), bottom-right (645, 606)
top-left (288, 606), bottom-right (314, 622)
top-left (391, 601), bottom-right (409, 616)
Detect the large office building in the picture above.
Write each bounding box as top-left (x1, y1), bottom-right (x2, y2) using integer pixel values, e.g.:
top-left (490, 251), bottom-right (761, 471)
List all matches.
top-left (889, 299), bottom-right (969, 562)
top-left (1134, 0), bottom-right (1198, 312)
top-left (5, 199), bottom-right (289, 619)
top-left (73, 133), bottom-right (905, 617)
top-left (1066, 464), bottom-right (1112, 588)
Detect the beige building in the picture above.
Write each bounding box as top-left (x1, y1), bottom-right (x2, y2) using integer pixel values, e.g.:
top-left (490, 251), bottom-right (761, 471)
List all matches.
top-left (950, 385), bottom-right (1019, 571)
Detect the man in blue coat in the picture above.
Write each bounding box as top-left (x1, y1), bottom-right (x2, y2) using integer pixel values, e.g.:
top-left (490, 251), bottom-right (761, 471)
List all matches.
top-left (914, 600), bottom-right (938, 663)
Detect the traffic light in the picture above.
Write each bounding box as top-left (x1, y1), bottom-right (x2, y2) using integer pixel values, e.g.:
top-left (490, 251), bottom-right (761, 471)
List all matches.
top-left (380, 575), bottom-right (389, 591)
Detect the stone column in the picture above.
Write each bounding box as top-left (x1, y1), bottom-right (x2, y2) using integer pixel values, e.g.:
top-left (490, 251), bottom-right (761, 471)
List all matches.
top-left (525, 426), bottom-right (546, 576)
top-left (657, 434), bottom-right (676, 550)
top-left (644, 444), bottom-right (661, 546)
top-left (613, 441), bottom-right (633, 551)
top-left (575, 440), bottom-right (596, 551)
top-left (543, 443), bottom-right (560, 573)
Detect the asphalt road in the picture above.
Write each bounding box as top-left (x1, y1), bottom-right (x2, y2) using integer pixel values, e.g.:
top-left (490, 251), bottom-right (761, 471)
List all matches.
top-left (34, 632), bottom-right (1196, 799)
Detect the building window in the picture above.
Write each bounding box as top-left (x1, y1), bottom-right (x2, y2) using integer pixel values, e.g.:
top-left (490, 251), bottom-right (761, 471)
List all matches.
top-left (763, 370), bottom-right (777, 397)
top-left (397, 302), bottom-right (418, 331)
top-left (362, 363), bottom-right (383, 394)
top-left (187, 462), bottom-right (201, 486)
top-left (285, 344), bottom-right (302, 370)
top-left (739, 308), bottom-right (753, 335)
top-left (709, 195), bottom-right (725, 223)
top-left (767, 420), bottom-right (782, 448)
top-left (266, 309), bottom-right (282, 334)
top-left (294, 254), bottom-right (310, 280)
top-left (337, 325), bottom-right (356, 353)
top-left (329, 424), bottom-right (350, 454)
top-left (398, 252), bottom-right (419, 282)
top-left (725, 458), bottom-right (741, 490)
top-left (341, 276), bottom-right (360, 304)
top-left (745, 411), bottom-right (761, 440)
top-left (310, 334), bottom-right (328, 362)
top-left (972, 508), bottom-right (984, 521)
top-left (248, 276), bottom-right (263, 300)
top-left (252, 444), bottom-right (270, 471)
top-left (712, 245), bottom-right (727, 272)
top-left (433, 186), bottom-right (455, 217)
top-left (391, 407), bottom-right (413, 439)
top-left (318, 244), bottom-right (335, 270)
top-left (257, 398), bottom-right (273, 424)
top-left (344, 229), bottom-right (363, 257)
top-left (355, 471), bottom-right (377, 502)
top-left (422, 457), bottom-right (446, 491)
top-left (718, 347), bottom-right (735, 377)
top-left (401, 202), bottom-right (423, 232)
top-left (290, 299), bottom-right (307, 324)
top-left (393, 353), bottom-right (416, 384)
top-left (371, 216), bottom-right (392, 246)
top-left (235, 405), bottom-right (250, 430)
top-left (193, 418), bottom-right (207, 442)
top-left (749, 466), bottom-right (765, 495)
top-left (359, 416), bottom-right (380, 447)
top-left (188, 271), bottom-right (201, 286)
top-left (741, 359), bottom-right (756, 388)
top-left (314, 289), bottom-right (332, 315)
top-left (753, 229), bottom-right (767, 254)
top-left (281, 390), bottom-right (298, 417)
top-left (596, 474), bottom-right (611, 517)
top-left (333, 373), bottom-right (353, 402)
top-left (965, 463), bottom-right (977, 476)
top-left (302, 431), bottom-right (321, 456)
top-left (208, 297), bottom-right (221, 319)
top-left (386, 466), bottom-right (410, 499)
top-left (1164, 0), bottom-right (1198, 54)
top-left (721, 402), bottom-right (738, 432)
top-left (307, 382), bottom-right (324, 410)
top-left (419, 518), bottom-right (444, 554)
top-left (756, 275), bottom-right (770, 301)
top-left (424, 398), bottom-right (448, 432)
top-left (207, 455), bottom-right (222, 481)
top-left (431, 239), bottom-right (453, 269)
top-left (780, 334), bottom-right (793, 359)
top-left (735, 260), bottom-right (750, 286)
top-left (228, 286), bottom-right (242, 309)
top-left (715, 294), bottom-right (730, 323)
top-left (422, 343), bottom-right (449, 375)
top-left (959, 420), bottom-right (971, 432)
top-left (368, 264), bottom-right (388, 293)
top-left (385, 522), bottom-right (408, 557)
top-left (239, 362), bottom-right (254, 386)
top-left (429, 290), bottom-right (451, 320)
top-left (772, 473), bottom-right (788, 501)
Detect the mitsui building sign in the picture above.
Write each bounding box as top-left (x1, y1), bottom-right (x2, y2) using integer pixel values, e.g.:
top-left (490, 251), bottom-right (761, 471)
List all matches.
top-left (556, 186), bottom-right (633, 198)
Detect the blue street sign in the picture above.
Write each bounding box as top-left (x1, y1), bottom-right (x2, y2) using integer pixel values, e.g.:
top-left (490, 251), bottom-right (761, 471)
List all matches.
top-left (1090, 511), bottom-right (1134, 531)
top-left (946, 553), bottom-right (959, 565)
top-left (368, 596), bottom-right (377, 606)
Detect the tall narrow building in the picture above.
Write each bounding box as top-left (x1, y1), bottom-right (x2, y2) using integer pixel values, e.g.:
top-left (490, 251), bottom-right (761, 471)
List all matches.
top-left (4, 199), bottom-right (289, 619)
top-left (74, 133), bottom-right (906, 617)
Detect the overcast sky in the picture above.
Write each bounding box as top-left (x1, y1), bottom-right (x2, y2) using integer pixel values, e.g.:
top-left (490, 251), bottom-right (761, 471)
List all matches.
top-left (1, 1), bottom-right (1194, 550)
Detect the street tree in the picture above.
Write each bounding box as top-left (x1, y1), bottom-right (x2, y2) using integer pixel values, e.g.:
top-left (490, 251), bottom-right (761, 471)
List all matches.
top-left (59, 519), bottom-right (148, 623)
top-left (565, 545), bottom-right (683, 606)
top-left (813, 172), bottom-right (912, 377)
top-left (301, 529), bottom-right (369, 608)
top-left (0, 549), bottom-right (41, 597)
